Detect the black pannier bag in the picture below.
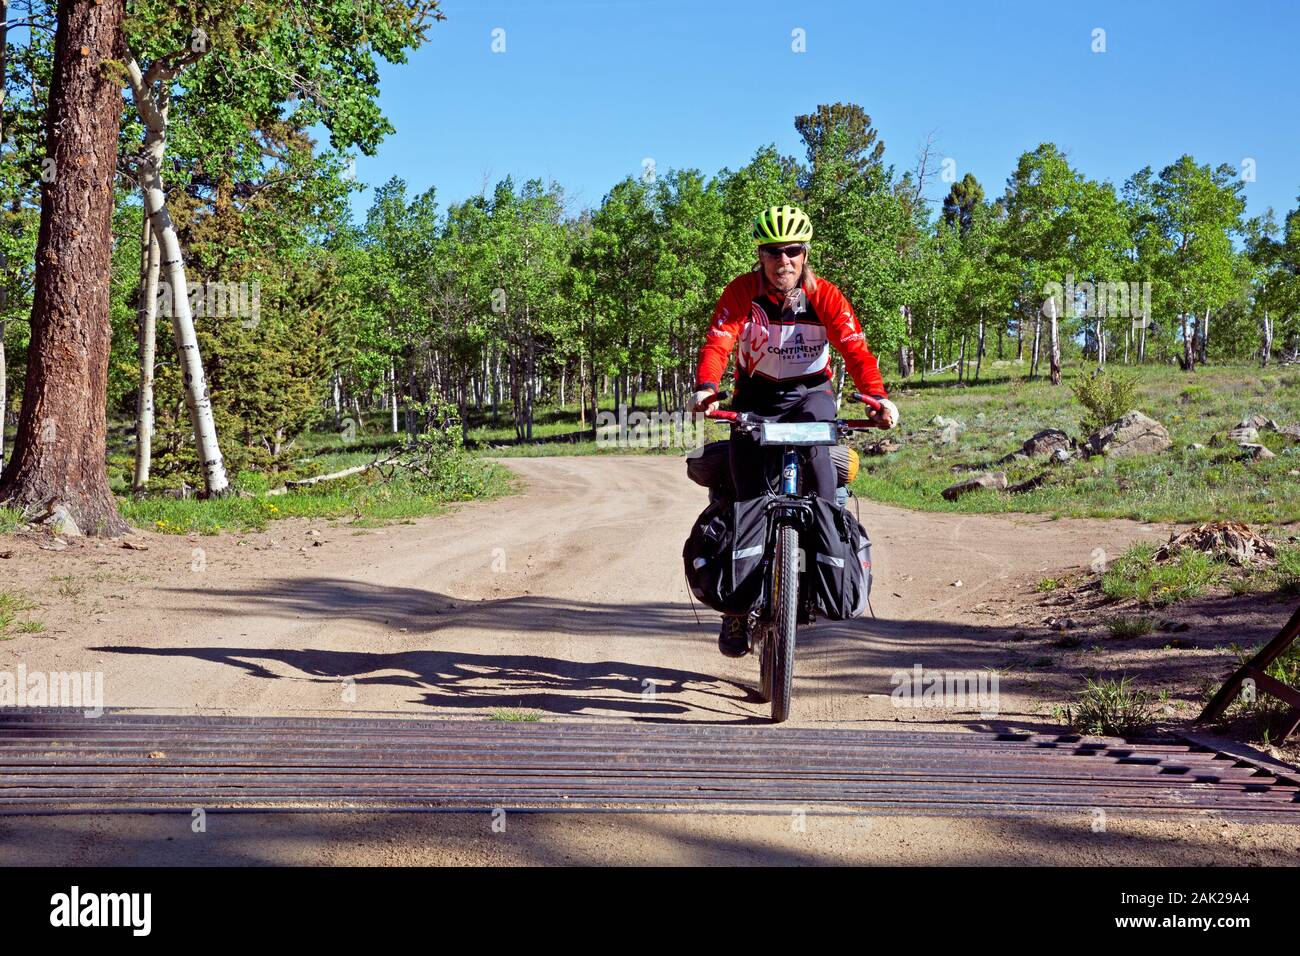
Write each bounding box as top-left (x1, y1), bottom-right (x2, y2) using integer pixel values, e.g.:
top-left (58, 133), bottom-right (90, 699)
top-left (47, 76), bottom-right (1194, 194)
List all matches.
top-left (682, 495), bottom-right (771, 615)
top-left (805, 496), bottom-right (872, 620)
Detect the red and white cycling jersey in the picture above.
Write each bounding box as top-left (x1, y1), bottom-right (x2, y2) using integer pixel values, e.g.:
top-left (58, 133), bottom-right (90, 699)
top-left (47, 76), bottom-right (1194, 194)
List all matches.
top-left (696, 271), bottom-right (886, 397)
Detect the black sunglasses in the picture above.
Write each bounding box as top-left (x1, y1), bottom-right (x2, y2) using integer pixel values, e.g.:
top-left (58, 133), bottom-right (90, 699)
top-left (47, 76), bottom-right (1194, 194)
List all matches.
top-left (759, 243), bottom-right (806, 259)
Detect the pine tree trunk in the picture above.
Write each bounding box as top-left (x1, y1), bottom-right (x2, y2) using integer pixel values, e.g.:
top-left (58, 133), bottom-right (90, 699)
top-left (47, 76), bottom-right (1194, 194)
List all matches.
top-left (132, 215), bottom-right (160, 490)
top-left (0, 0), bottom-right (128, 534)
top-left (0, 2), bottom-right (7, 468)
top-left (0, 320), bottom-right (6, 467)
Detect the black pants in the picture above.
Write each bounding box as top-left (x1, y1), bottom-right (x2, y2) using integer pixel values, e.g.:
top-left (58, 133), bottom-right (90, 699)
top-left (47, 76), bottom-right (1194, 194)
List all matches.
top-left (728, 382), bottom-right (837, 501)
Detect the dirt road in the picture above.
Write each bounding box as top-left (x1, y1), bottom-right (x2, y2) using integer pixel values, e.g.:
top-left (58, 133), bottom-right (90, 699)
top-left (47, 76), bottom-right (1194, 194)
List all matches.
top-left (4, 455), bottom-right (1299, 864)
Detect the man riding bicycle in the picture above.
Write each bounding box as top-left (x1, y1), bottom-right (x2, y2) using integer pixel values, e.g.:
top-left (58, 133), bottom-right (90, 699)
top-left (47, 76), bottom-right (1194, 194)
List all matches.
top-left (688, 204), bottom-right (899, 657)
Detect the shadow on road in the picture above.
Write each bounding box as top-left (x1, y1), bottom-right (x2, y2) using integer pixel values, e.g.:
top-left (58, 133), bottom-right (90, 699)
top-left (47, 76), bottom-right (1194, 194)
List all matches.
top-left (111, 574), bottom-right (1255, 723)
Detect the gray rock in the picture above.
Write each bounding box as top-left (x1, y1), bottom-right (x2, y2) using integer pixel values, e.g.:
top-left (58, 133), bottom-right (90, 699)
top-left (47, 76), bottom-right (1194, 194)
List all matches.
top-left (1238, 443), bottom-right (1276, 461)
top-left (1239, 413), bottom-right (1279, 431)
top-left (1276, 423), bottom-right (1300, 441)
top-left (1085, 411), bottom-right (1172, 458)
top-left (1022, 428), bottom-right (1074, 458)
top-left (1227, 426), bottom-right (1260, 444)
top-left (941, 471), bottom-right (1008, 501)
top-left (932, 416), bottom-right (966, 444)
top-left (1049, 448), bottom-right (1074, 464)
top-left (45, 504), bottom-right (82, 538)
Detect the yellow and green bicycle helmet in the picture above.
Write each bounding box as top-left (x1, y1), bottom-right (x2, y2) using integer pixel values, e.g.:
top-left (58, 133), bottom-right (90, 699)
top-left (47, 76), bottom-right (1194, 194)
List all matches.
top-left (753, 204), bottom-right (814, 245)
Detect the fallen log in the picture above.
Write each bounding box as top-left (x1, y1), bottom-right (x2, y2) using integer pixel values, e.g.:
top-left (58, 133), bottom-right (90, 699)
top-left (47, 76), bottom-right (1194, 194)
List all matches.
top-left (268, 463), bottom-right (376, 496)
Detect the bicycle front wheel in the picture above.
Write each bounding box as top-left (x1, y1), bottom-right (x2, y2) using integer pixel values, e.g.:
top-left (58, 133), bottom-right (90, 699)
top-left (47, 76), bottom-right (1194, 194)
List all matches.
top-left (769, 523), bottom-right (799, 722)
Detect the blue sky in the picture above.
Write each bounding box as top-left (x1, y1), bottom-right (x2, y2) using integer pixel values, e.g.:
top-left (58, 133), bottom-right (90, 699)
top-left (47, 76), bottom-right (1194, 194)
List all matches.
top-left (347, 0), bottom-right (1298, 226)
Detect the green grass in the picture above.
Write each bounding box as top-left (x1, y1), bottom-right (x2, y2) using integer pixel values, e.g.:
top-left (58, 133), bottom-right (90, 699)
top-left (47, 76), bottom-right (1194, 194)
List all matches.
top-left (1217, 638), bottom-right (1300, 739)
top-left (1035, 577), bottom-right (1062, 593)
top-left (1060, 675), bottom-right (1158, 736)
top-left (0, 591), bottom-right (39, 639)
top-left (489, 708), bottom-right (542, 722)
top-left (847, 363), bottom-right (1300, 523)
top-left (1105, 615), bottom-right (1156, 639)
top-left (1100, 542), bottom-right (1223, 606)
top-left (118, 460), bottom-right (517, 534)
top-left (53, 576), bottom-right (84, 599)
top-left (0, 506), bottom-right (25, 534)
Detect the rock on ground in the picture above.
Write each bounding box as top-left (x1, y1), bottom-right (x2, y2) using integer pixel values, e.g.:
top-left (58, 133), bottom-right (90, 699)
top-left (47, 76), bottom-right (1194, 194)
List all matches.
top-left (1021, 428), bottom-right (1074, 458)
top-left (1085, 411), bottom-right (1172, 458)
top-left (1238, 443), bottom-right (1276, 461)
top-left (941, 472), bottom-right (1008, 501)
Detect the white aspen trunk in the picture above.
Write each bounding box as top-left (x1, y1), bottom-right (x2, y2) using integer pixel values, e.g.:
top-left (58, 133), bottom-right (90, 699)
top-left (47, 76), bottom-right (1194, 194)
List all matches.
top-left (1046, 295), bottom-right (1061, 385)
top-left (1031, 314), bottom-right (1042, 378)
top-left (127, 57), bottom-right (229, 496)
top-left (1201, 307), bottom-right (1210, 365)
top-left (132, 217), bottom-right (160, 490)
top-left (389, 363), bottom-right (398, 433)
top-left (1262, 311), bottom-right (1272, 367)
top-left (579, 352), bottom-right (586, 428)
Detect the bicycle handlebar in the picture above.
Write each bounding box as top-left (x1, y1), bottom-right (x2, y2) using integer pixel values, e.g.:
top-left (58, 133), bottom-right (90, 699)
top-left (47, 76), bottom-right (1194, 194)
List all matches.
top-left (701, 390), bottom-right (889, 430)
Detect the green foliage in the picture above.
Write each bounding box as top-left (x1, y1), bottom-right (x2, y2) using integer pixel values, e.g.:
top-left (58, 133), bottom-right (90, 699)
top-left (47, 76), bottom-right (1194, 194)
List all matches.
top-left (1070, 367), bottom-right (1141, 432)
top-left (1062, 676), bottom-right (1157, 736)
top-left (0, 591), bottom-right (39, 639)
top-left (1101, 542), bottom-right (1223, 606)
top-left (1105, 615), bottom-right (1155, 639)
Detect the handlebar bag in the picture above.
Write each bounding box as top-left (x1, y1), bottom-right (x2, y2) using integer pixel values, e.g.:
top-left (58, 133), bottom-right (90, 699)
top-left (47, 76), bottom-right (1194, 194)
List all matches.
top-left (686, 441), bottom-right (854, 495)
top-left (682, 494), bottom-right (771, 615)
top-left (806, 497), bottom-right (872, 620)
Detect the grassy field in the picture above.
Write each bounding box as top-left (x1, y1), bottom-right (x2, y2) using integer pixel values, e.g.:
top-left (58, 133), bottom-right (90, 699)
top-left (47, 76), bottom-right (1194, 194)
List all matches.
top-left (458, 362), bottom-right (1300, 526)
top-left (850, 362), bottom-right (1300, 525)
top-left (97, 419), bottom-right (518, 535)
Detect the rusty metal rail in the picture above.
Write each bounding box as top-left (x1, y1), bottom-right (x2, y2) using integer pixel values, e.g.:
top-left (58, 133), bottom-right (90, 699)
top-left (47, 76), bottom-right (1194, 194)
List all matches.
top-left (1, 709), bottom-right (1298, 820)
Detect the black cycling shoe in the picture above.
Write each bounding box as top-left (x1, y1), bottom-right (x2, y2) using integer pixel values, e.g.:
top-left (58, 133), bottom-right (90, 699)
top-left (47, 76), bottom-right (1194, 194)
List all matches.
top-left (718, 615), bottom-right (751, 658)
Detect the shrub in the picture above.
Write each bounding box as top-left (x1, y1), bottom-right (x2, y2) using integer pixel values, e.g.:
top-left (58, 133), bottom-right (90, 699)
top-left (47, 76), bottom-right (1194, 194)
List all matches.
top-left (1071, 367), bottom-right (1141, 433)
top-left (1105, 615), bottom-right (1155, 639)
top-left (1062, 675), bottom-right (1157, 736)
